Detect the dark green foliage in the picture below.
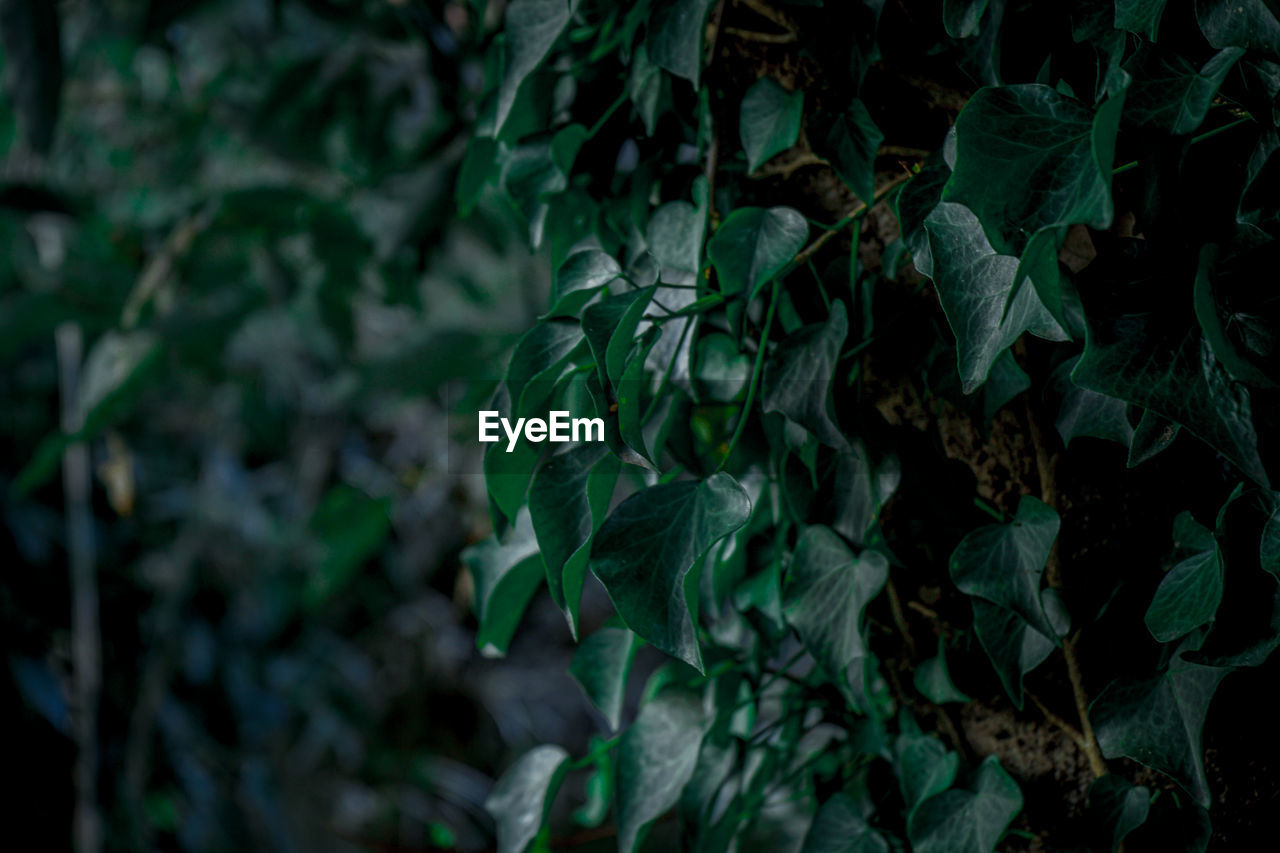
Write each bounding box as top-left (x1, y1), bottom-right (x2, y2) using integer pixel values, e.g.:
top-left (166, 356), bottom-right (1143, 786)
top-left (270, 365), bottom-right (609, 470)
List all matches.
top-left (10, 0), bottom-right (1280, 850)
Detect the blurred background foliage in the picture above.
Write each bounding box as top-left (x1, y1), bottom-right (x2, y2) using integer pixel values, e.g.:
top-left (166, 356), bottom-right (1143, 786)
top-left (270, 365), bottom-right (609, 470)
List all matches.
top-left (0, 1), bottom-right (599, 850)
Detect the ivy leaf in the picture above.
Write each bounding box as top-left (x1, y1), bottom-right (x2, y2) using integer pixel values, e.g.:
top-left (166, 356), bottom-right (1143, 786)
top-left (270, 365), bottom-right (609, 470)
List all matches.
top-left (1116, 0), bottom-right (1168, 40)
top-left (925, 202), bottom-right (1065, 393)
top-left (983, 351), bottom-right (1031, 421)
top-left (1073, 286), bottom-right (1269, 487)
top-left (457, 137), bottom-right (499, 216)
top-left (907, 756), bottom-right (1023, 853)
top-left (801, 792), bottom-right (889, 853)
top-left (505, 318), bottom-right (583, 416)
top-left (616, 690), bottom-right (708, 853)
top-left (569, 624), bottom-right (641, 730)
top-left (832, 438), bottom-right (900, 547)
top-left (495, 0), bottom-right (576, 133)
top-left (1053, 356), bottom-right (1134, 447)
top-left (1195, 0), bottom-right (1280, 58)
top-left (708, 206), bottom-right (808, 299)
top-left (895, 728), bottom-right (960, 815)
top-left (1145, 513), bottom-right (1223, 643)
top-left (649, 0), bottom-right (717, 87)
top-left (529, 443), bottom-right (621, 636)
top-left (740, 78), bottom-right (803, 173)
top-left (783, 525), bottom-right (889, 698)
top-left (944, 84), bottom-right (1123, 253)
top-left (647, 198), bottom-right (706, 279)
top-left (1092, 644), bottom-right (1228, 806)
top-left (815, 100), bottom-right (883, 204)
top-left (971, 598), bottom-right (1060, 709)
top-left (1124, 45), bottom-right (1244, 135)
top-left (949, 495), bottom-right (1064, 642)
top-left (591, 473), bottom-right (752, 670)
top-left (914, 639), bottom-right (972, 705)
top-left (944, 0), bottom-right (990, 39)
top-left (762, 301), bottom-right (849, 448)
top-left (1263, 500), bottom-right (1280, 577)
top-left (463, 507), bottom-right (543, 657)
top-left (581, 287), bottom-right (655, 389)
top-left (485, 745), bottom-right (571, 853)
top-left (1128, 409), bottom-right (1180, 467)
top-left (629, 44), bottom-right (665, 136)
top-left (1088, 775), bottom-right (1151, 853)
top-left (695, 333), bottom-right (751, 401)
top-left (616, 326), bottom-right (663, 464)
top-left (546, 249), bottom-right (621, 319)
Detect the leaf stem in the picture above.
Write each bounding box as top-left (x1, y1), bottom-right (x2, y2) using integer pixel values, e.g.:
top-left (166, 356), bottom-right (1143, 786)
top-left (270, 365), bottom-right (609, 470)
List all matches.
top-left (716, 277), bottom-right (780, 472)
top-left (792, 171), bottom-right (914, 267)
top-left (1023, 396), bottom-right (1108, 778)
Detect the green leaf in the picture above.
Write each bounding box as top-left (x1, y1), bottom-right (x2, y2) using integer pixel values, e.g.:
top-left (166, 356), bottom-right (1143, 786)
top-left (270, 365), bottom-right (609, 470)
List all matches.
top-left (695, 333), bottom-right (751, 401)
top-left (971, 597), bottom-right (1060, 709)
top-left (1193, 246), bottom-right (1278, 389)
top-left (816, 100), bottom-right (883, 204)
top-left (1145, 513), bottom-right (1223, 643)
top-left (907, 756), bottom-right (1023, 853)
top-left (304, 486), bottom-right (392, 610)
top-left (924, 202), bottom-right (1065, 393)
top-left (1116, 0), bottom-right (1167, 40)
top-left (982, 351), bottom-right (1031, 421)
top-left (762, 301), bottom-right (849, 448)
top-left (895, 727), bottom-right (960, 815)
top-left (832, 438), bottom-right (900, 547)
top-left (944, 84), bottom-right (1122, 252)
top-left (1124, 45), bottom-right (1244, 135)
top-left (529, 443), bottom-right (621, 635)
top-left (708, 206), bottom-right (808, 299)
top-left (569, 624), bottom-right (641, 730)
top-left (1195, 0), bottom-right (1280, 57)
top-left (647, 198), bottom-right (707, 279)
top-left (1088, 775), bottom-right (1151, 853)
top-left (1092, 644), bottom-right (1228, 806)
top-left (457, 137), bottom-right (499, 216)
top-left (649, 0), bottom-right (716, 87)
top-left (944, 0), bottom-right (990, 39)
top-left (629, 44), bottom-right (665, 136)
top-left (463, 507), bottom-right (544, 657)
top-left (914, 638), bottom-right (972, 704)
top-left (783, 525), bottom-right (889, 699)
top-left (495, 0), bottom-right (575, 134)
top-left (485, 744), bottom-right (571, 853)
top-left (616, 326), bottom-right (663, 464)
top-left (591, 473), bottom-right (752, 670)
top-left (581, 287), bottom-right (655, 389)
top-left (616, 690), bottom-right (708, 853)
top-left (1053, 355), bottom-right (1134, 447)
top-left (1073, 286), bottom-right (1269, 487)
top-left (740, 77), bottom-right (803, 173)
top-left (949, 495), bottom-right (1064, 642)
top-left (546, 249), bottom-right (621, 319)
top-left (1128, 409), bottom-right (1180, 467)
top-left (1263, 499), bottom-right (1280, 578)
top-left (801, 793), bottom-right (890, 853)
top-left (506, 318), bottom-right (583, 416)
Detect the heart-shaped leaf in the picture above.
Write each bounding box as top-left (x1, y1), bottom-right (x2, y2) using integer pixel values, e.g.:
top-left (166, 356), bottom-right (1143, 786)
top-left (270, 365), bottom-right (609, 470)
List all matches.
top-left (708, 206), bottom-right (808, 299)
top-left (740, 77), bottom-right (803, 173)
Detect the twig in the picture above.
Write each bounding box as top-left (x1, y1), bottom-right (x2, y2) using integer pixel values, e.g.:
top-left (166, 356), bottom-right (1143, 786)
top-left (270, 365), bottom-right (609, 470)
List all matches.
top-left (884, 578), bottom-right (916, 657)
top-left (735, 0), bottom-right (795, 31)
top-left (59, 323), bottom-right (102, 853)
top-left (907, 600), bottom-right (939, 621)
top-left (723, 26), bottom-right (797, 43)
top-left (750, 151), bottom-right (828, 179)
top-left (793, 170), bottom-right (915, 267)
top-left (121, 206), bottom-right (215, 329)
top-left (1028, 692), bottom-right (1086, 749)
top-left (1023, 396), bottom-right (1108, 778)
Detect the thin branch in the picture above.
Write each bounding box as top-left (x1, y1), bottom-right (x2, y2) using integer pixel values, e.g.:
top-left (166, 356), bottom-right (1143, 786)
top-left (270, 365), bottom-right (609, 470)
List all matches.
top-left (59, 323), bottom-right (102, 853)
top-left (723, 26), bottom-right (798, 43)
top-left (735, 0), bottom-right (795, 31)
top-left (1023, 395), bottom-right (1108, 778)
top-left (884, 578), bottom-right (916, 658)
top-left (793, 170), bottom-right (915, 267)
top-left (1028, 692), bottom-right (1087, 749)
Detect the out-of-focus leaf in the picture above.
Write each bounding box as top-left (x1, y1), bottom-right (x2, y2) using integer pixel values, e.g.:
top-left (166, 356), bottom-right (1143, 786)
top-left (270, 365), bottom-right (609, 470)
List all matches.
top-left (304, 486), bottom-right (392, 609)
top-left (0, 0), bottom-right (62, 152)
top-left (907, 756), bottom-right (1023, 853)
top-left (569, 624), bottom-right (641, 730)
top-left (616, 690), bottom-right (707, 853)
top-left (485, 744), bottom-right (570, 853)
top-left (463, 507), bottom-right (543, 657)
